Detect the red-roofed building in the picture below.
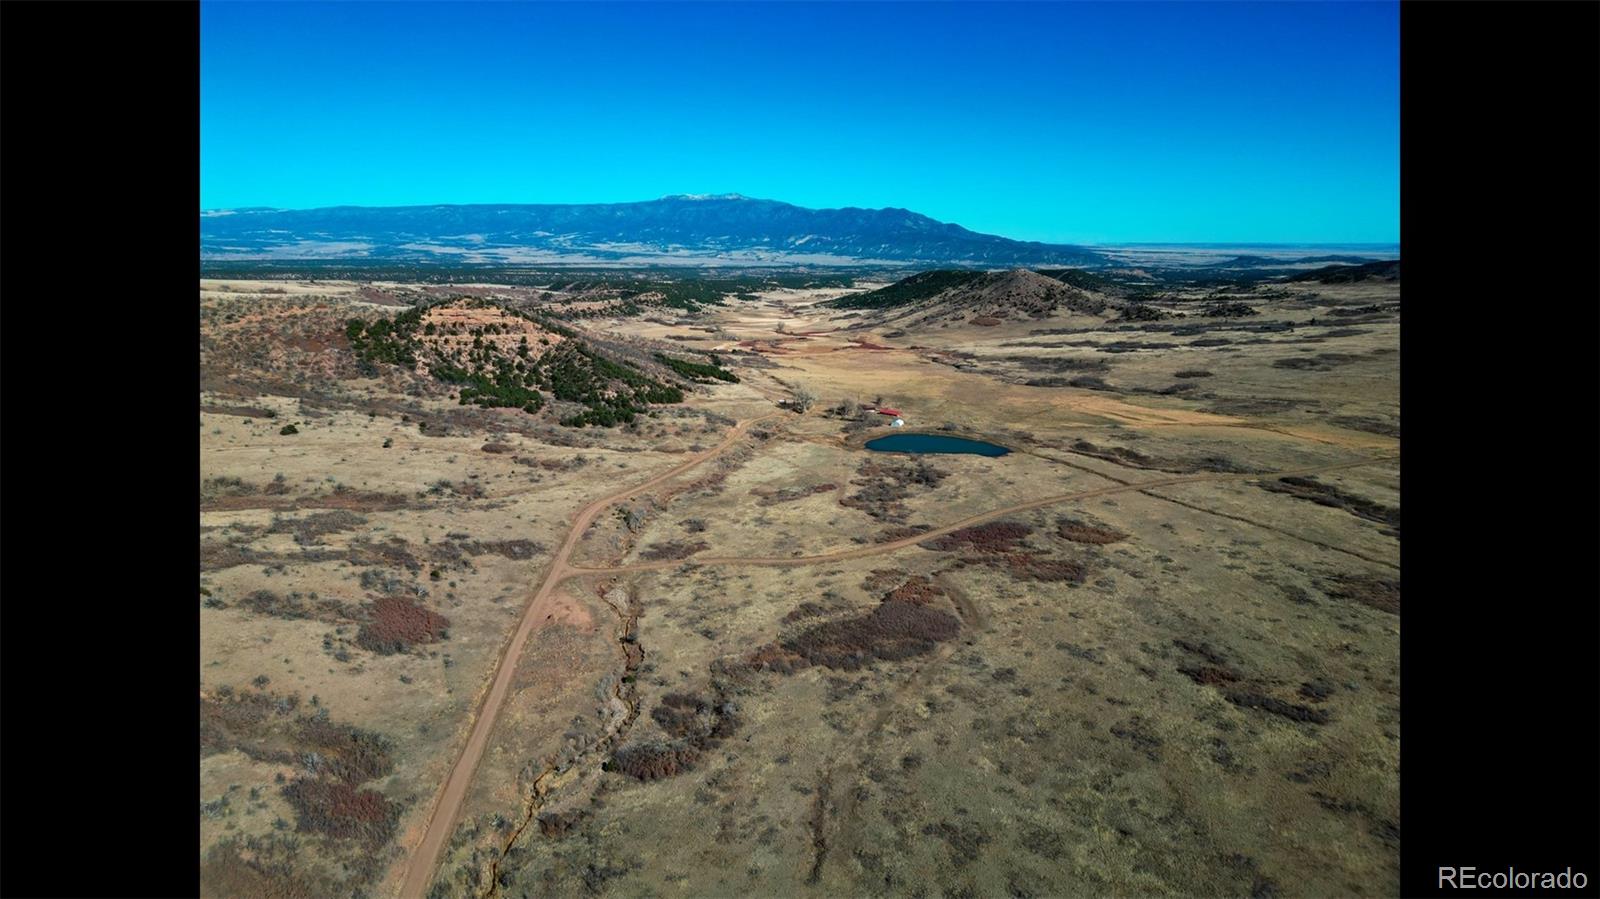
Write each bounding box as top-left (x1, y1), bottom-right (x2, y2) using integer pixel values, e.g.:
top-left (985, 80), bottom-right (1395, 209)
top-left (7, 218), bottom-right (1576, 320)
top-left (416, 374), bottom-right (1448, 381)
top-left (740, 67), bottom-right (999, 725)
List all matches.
top-left (877, 408), bottom-right (901, 416)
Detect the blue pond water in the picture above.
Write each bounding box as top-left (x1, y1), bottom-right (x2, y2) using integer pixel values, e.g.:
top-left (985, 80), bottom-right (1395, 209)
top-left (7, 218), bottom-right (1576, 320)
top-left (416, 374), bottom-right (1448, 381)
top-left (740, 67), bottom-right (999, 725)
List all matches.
top-left (864, 433), bottom-right (1011, 457)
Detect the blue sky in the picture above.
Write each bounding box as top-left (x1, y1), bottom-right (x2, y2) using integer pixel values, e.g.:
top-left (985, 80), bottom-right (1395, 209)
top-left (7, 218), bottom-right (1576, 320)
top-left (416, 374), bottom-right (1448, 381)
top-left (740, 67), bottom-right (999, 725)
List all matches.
top-left (200, 2), bottom-right (1398, 244)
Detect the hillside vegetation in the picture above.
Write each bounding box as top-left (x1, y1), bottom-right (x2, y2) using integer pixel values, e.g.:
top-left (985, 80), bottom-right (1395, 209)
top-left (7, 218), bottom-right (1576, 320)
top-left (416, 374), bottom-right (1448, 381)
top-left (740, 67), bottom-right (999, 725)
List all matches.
top-left (348, 298), bottom-right (697, 427)
top-left (830, 269), bottom-right (1113, 333)
top-left (1287, 259), bottom-right (1400, 284)
top-left (828, 270), bottom-right (987, 310)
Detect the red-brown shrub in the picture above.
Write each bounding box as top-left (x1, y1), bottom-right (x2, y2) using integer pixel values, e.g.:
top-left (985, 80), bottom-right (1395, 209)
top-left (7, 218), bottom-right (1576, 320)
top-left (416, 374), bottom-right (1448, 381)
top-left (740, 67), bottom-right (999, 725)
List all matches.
top-left (782, 601), bottom-right (960, 671)
top-left (295, 716), bottom-right (396, 784)
top-left (281, 777), bottom-right (400, 845)
top-left (537, 808), bottom-right (590, 838)
top-left (1057, 519), bottom-right (1129, 544)
top-left (355, 596), bottom-right (449, 654)
top-left (1180, 665), bottom-right (1241, 686)
top-left (861, 569), bottom-right (912, 593)
top-left (1324, 575), bottom-right (1399, 615)
top-left (873, 525), bottom-right (932, 543)
top-left (638, 540), bottom-right (709, 561)
top-left (783, 601), bottom-right (828, 623)
top-left (608, 741), bottom-right (701, 780)
top-left (200, 690), bottom-right (298, 760)
top-left (999, 554), bottom-right (1088, 583)
top-left (884, 575), bottom-right (945, 605)
top-left (920, 521), bottom-right (1034, 553)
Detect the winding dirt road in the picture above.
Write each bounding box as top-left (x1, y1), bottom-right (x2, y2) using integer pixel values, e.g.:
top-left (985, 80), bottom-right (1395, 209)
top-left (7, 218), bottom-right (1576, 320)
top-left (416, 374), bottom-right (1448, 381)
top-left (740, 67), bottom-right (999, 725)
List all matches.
top-left (395, 413), bottom-right (780, 899)
top-left (396, 401), bottom-right (1394, 897)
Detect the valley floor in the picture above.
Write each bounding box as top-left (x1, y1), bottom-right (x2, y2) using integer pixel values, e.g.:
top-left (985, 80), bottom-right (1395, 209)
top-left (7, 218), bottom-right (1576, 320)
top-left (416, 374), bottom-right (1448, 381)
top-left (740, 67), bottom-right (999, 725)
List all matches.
top-left (199, 276), bottom-right (1399, 898)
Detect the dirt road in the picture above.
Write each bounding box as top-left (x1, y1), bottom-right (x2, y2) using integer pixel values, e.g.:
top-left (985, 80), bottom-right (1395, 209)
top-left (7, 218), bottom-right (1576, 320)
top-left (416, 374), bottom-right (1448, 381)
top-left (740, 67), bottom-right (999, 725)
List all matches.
top-left (571, 454), bottom-right (1397, 575)
top-left (394, 413), bottom-right (780, 899)
top-left (396, 417), bottom-right (1390, 897)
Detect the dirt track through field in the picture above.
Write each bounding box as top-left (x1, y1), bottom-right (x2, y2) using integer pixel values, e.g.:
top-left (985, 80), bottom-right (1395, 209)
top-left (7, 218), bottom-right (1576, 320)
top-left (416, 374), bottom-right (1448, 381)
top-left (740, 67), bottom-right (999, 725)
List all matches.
top-left (395, 405), bottom-right (1392, 897)
top-left (571, 454), bottom-right (1397, 575)
top-left (394, 413), bottom-right (780, 899)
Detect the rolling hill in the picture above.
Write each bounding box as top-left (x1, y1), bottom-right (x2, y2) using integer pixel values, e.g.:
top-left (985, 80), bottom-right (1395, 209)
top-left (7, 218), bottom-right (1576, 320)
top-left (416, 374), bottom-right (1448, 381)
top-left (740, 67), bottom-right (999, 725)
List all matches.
top-left (1286, 259), bottom-right (1401, 283)
top-left (346, 297), bottom-right (737, 427)
top-left (832, 268), bottom-right (1115, 330)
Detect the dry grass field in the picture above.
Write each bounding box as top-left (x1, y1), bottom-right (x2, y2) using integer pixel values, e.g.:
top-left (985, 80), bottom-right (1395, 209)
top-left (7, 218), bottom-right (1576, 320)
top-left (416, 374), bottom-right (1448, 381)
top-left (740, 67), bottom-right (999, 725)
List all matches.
top-left (200, 270), bottom-right (1398, 898)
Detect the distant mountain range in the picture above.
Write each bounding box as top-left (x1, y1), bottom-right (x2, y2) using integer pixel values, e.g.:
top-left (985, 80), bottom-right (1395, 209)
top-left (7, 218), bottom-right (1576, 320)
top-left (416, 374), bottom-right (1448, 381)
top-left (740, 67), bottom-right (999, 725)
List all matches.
top-left (1199, 254), bottom-right (1383, 269)
top-left (199, 195), bottom-right (1109, 267)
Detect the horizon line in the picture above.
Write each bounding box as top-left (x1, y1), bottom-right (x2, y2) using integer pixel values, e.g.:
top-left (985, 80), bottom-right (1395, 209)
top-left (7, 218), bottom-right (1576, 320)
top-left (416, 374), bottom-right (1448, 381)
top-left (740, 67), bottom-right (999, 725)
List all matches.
top-left (198, 199), bottom-right (1396, 248)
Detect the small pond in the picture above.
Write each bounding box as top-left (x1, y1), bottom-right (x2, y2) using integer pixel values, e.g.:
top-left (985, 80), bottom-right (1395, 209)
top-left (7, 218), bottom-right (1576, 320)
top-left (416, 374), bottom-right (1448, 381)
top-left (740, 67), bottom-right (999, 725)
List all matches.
top-left (864, 433), bottom-right (1011, 457)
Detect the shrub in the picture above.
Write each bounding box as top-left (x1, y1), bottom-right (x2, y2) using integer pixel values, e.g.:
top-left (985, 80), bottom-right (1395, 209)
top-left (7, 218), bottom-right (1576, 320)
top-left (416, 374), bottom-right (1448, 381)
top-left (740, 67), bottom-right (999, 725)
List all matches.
top-left (1222, 689), bottom-right (1331, 724)
top-left (355, 596), bottom-right (450, 654)
top-left (998, 554), bottom-right (1087, 583)
top-left (608, 741), bottom-right (701, 781)
top-left (537, 808), bottom-right (590, 839)
top-left (783, 601), bottom-right (829, 623)
top-left (883, 575), bottom-right (945, 605)
top-left (281, 777), bottom-right (400, 845)
top-left (1260, 476), bottom-right (1399, 530)
top-left (201, 833), bottom-right (337, 899)
top-left (279, 424), bottom-right (299, 435)
top-left (638, 540), bottom-right (709, 561)
top-left (782, 601), bottom-right (961, 671)
top-left (267, 510), bottom-right (367, 546)
top-left (1322, 575), bottom-right (1399, 615)
top-left (295, 716), bottom-right (396, 783)
top-left (1057, 519), bottom-right (1128, 544)
top-left (649, 693), bottom-right (720, 741)
top-left (839, 457), bottom-right (947, 523)
top-left (920, 521), bottom-right (1033, 553)
top-left (653, 353), bottom-right (739, 383)
top-left (1201, 302), bottom-right (1258, 317)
